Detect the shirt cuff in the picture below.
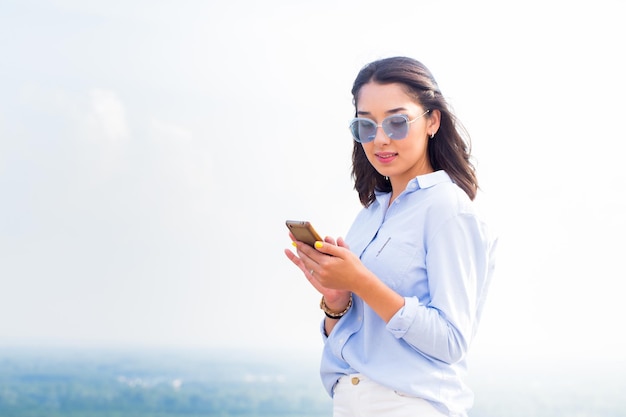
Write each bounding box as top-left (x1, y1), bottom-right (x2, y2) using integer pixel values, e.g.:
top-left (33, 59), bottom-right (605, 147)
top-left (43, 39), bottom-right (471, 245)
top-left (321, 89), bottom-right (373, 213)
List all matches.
top-left (386, 296), bottom-right (420, 338)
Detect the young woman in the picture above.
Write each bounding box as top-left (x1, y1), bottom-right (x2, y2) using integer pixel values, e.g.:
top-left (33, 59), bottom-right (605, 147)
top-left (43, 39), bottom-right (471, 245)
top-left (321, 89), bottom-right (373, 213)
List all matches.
top-left (285, 56), bottom-right (497, 417)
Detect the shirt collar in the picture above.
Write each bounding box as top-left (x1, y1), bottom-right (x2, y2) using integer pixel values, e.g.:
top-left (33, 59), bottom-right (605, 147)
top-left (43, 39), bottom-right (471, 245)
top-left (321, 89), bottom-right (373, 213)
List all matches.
top-left (413, 170), bottom-right (452, 190)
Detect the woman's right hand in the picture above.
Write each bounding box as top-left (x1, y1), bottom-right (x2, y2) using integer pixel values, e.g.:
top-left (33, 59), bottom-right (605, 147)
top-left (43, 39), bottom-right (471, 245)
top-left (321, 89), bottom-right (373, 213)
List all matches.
top-left (284, 235), bottom-right (351, 308)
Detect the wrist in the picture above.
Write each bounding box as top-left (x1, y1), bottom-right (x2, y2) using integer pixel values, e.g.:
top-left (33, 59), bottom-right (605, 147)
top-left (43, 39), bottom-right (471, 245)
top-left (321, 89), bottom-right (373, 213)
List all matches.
top-left (320, 294), bottom-right (353, 319)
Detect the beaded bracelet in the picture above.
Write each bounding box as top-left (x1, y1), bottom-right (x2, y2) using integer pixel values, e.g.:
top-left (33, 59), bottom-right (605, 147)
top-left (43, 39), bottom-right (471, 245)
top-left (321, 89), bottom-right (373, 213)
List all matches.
top-left (320, 294), bottom-right (353, 319)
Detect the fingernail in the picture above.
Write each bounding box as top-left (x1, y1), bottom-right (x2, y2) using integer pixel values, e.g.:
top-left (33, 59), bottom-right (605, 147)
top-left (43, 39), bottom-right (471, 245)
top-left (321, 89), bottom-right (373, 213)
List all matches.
top-left (292, 242), bottom-right (297, 247)
top-left (314, 241), bottom-right (323, 249)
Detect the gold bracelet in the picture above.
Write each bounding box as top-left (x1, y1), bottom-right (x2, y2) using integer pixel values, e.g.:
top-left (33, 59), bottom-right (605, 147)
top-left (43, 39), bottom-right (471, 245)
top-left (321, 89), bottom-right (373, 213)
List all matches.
top-left (320, 294), bottom-right (353, 319)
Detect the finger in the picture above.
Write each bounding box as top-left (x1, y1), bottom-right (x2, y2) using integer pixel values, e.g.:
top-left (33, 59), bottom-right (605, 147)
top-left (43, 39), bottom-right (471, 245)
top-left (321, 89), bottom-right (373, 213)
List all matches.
top-left (294, 240), bottom-right (316, 257)
top-left (291, 245), bottom-right (321, 274)
top-left (284, 248), bottom-right (298, 263)
top-left (337, 236), bottom-right (350, 249)
top-left (311, 240), bottom-right (342, 257)
top-left (284, 248), bottom-right (305, 271)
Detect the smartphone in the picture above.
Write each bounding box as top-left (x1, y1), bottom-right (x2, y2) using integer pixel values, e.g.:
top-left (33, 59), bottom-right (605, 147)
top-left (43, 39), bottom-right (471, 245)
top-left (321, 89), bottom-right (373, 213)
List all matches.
top-left (285, 220), bottom-right (322, 247)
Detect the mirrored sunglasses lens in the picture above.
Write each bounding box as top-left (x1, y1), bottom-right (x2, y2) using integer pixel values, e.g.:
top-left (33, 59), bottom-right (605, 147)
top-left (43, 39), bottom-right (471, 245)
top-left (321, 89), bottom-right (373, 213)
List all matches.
top-left (351, 119), bottom-right (377, 142)
top-left (382, 115), bottom-right (408, 139)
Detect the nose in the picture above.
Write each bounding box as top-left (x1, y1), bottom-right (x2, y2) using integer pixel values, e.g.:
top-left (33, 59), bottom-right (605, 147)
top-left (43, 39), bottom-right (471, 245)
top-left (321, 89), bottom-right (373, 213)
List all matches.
top-left (372, 125), bottom-right (391, 145)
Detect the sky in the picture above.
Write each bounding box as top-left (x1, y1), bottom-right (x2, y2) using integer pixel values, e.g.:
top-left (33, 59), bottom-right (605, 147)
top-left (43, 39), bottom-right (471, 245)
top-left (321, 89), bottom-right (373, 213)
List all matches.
top-left (1, 0), bottom-right (625, 366)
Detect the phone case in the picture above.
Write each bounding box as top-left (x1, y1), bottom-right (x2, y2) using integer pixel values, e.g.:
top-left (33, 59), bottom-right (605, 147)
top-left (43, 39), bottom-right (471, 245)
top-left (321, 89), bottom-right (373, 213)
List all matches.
top-left (286, 220), bottom-right (322, 246)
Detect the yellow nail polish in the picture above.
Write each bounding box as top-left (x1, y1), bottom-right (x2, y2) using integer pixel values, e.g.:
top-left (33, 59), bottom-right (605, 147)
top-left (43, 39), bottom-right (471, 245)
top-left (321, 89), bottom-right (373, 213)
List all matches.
top-left (314, 241), bottom-right (323, 249)
top-left (292, 242), bottom-right (297, 247)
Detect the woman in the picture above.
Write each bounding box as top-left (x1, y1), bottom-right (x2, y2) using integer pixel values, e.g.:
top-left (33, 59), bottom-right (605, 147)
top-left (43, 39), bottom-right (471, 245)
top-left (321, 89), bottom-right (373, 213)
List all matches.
top-left (284, 56), bottom-right (497, 417)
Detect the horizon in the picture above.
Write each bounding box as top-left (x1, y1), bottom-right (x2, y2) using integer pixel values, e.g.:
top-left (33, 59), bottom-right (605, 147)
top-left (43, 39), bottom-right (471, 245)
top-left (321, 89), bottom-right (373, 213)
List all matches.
top-left (2, 346), bottom-right (625, 417)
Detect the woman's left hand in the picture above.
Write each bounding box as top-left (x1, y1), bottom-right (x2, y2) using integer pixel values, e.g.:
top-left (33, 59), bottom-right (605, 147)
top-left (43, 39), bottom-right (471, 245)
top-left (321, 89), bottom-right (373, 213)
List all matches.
top-left (290, 236), bottom-right (371, 294)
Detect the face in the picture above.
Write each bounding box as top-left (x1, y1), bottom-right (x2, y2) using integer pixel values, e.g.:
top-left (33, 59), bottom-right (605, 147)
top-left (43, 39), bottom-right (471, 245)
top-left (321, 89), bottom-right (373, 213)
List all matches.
top-left (355, 82), bottom-right (439, 190)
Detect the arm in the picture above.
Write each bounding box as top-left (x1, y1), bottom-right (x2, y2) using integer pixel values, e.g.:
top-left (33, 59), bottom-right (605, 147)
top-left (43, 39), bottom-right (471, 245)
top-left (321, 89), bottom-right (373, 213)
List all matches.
top-left (310, 213), bottom-right (494, 364)
top-left (299, 239), bottom-right (405, 323)
top-left (387, 213), bottom-right (495, 363)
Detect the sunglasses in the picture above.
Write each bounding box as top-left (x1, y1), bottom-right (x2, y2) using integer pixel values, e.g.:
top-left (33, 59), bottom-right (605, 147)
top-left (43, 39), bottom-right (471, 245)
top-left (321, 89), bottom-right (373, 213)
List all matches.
top-left (349, 110), bottom-right (430, 143)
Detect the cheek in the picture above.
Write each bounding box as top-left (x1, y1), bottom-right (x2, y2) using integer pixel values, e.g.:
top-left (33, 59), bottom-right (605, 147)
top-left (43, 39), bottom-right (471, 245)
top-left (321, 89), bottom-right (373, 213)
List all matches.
top-left (403, 135), bottom-right (429, 153)
top-left (361, 143), bottom-right (376, 159)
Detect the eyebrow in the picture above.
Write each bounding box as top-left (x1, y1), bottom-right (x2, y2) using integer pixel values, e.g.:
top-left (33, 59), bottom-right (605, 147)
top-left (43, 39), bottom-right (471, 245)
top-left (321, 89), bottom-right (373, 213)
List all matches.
top-left (357, 107), bottom-right (409, 116)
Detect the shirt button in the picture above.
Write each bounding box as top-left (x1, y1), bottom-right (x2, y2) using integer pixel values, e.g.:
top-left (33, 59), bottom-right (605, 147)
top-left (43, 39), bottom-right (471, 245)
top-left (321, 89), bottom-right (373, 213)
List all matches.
top-left (351, 377), bottom-right (360, 385)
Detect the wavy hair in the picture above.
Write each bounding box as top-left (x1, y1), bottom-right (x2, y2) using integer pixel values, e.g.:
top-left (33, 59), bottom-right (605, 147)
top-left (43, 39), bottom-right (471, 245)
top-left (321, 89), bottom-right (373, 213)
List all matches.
top-left (351, 57), bottom-right (477, 207)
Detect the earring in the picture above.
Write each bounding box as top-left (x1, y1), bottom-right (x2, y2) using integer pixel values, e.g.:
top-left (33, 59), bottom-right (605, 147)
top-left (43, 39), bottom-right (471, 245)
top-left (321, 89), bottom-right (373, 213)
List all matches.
top-left (385, 176), bottom-right (389, 181)
top-left (430, 132), bottom-right (435, 139)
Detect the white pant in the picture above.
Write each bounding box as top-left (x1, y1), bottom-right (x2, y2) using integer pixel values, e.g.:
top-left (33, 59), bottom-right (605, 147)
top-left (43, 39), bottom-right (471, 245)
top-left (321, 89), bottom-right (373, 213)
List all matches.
top-left (333, 374), bottom-right (448, 417)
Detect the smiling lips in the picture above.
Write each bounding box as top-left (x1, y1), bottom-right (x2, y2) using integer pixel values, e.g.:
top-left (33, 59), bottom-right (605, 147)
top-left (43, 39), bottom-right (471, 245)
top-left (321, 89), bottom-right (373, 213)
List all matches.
top-left (375, 152), bottom-right (398, 163)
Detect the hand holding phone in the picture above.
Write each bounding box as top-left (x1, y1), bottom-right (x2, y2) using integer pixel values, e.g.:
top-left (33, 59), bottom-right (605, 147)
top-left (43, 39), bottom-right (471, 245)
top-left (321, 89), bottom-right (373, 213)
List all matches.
top-left (286, 220), bottom-right (322, 247)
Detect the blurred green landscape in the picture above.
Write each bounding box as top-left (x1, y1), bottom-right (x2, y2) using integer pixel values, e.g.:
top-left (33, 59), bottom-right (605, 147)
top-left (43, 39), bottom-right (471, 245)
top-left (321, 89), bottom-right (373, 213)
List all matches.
top-left (0, 348), bottom-right (331, 417)
top-left (1, 347), bottom-right (625, 417)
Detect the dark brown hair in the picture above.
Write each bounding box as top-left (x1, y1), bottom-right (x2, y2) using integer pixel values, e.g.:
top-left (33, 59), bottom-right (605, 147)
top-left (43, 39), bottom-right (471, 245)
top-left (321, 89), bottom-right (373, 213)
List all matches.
top-left (351, 56), bottom-right (477, 207)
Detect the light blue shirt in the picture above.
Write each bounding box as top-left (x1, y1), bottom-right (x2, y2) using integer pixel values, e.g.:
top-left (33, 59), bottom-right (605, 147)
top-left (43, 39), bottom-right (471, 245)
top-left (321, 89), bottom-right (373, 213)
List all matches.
top-left (320, 170), bottom-right (497, 417)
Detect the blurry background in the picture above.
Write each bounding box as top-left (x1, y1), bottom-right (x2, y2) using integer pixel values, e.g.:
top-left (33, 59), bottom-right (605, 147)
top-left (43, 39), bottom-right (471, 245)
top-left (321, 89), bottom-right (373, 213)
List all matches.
top-left (1, 0), bottom-right (625, 372)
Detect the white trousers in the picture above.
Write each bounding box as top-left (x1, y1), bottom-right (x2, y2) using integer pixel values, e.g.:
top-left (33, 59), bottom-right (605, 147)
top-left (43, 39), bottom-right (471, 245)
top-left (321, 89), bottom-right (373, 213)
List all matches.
top-left (332, 374), bottom-right (449, 417)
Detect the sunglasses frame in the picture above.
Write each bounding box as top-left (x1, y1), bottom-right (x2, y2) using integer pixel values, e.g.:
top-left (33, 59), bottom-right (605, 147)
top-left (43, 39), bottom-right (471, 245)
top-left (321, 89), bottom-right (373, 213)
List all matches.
top-left (349, 110), bottom-right (430, 143)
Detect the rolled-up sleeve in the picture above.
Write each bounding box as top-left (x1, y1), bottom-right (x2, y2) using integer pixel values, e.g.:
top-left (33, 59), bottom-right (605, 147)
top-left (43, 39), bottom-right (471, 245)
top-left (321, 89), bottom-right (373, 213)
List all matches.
top-left (386, 296), bottom-right (421, 338)
top-left (387, 213), bottom-right (492, 364)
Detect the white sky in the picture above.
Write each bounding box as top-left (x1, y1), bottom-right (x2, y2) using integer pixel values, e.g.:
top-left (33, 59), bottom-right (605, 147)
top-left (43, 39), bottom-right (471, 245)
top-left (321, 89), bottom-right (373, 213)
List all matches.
top-left (1, 0), bottom-right (625, 365)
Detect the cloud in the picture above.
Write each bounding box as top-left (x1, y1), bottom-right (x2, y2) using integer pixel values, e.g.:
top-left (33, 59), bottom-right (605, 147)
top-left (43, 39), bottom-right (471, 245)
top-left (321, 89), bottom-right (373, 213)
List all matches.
top-left (86, 88), bottom-right (130, 144)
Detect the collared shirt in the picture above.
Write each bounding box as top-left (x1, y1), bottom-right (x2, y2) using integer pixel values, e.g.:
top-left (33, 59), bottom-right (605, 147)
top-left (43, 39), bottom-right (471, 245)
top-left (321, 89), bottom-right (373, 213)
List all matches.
top-left (319, 170), bottom-right (497, 417)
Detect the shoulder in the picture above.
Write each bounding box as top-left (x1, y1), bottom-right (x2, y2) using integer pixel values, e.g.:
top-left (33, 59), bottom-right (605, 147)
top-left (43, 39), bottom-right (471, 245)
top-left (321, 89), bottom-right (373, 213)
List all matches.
top-left (418, 172), bottom-right (475, 219)
top-left (424, 182), bottom-right (497, 253)
top-left (414, 173), bottom-right (494, 244)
